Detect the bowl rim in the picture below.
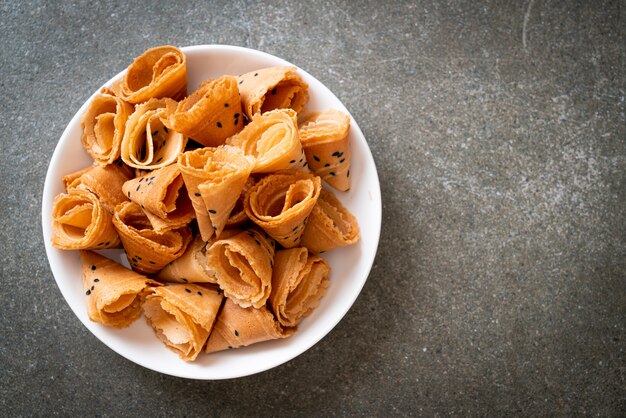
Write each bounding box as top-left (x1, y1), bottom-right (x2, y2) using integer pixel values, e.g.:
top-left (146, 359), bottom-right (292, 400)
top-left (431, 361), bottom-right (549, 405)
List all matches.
top-left (41, 44), bottom-right (382, 379)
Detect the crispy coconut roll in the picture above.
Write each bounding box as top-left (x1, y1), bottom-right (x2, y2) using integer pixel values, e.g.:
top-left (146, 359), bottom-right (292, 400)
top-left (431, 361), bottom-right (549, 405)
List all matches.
top-left (156, 234), bottom-right (216, 283)
top-left (300, 188), bottom-right (360, 253)
top-left (244, 170), bottom-right (321, 248)
top-left (169, 76), bottom-right (244, 147)
top-left (269, 248), bottom-right (330, 328)
top-left (63, 163), bottom-right (132, 213)
top-left (121, 98), bottom-right (186, 170)
top-left (205, 299), bottom-right (295, 354)
top-left (122, 164), bottom-right (195, 233)
top-left (80, 90), bottom-right (133, 165)
top-left (80, 250), bottom-right (160, 328)
top-left (225, 176), bottom-right (256, 228)
top-left (178, 146), bottom-right (254, 241)
top-left (225, 109), bottom-right (308, 173)
top-left (205, 229), bottom-right (275, 309)
top-left (52, 189), bottom-right (120, 250)
top-left (111, 45), bottom-right (187, 103)
top-left (143, 284), bottom-right (223, 361)
top-left (299, 109), bottom-right (352, 191)
top-left (236, 66), bottom-right (308, 119)
top-left (112, 201), bottom-right (192, 274)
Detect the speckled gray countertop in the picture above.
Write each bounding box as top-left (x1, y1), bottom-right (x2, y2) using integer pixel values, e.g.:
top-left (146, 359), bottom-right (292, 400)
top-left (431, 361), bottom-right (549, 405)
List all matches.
top-left (1, 0), bottom-right (624, 415)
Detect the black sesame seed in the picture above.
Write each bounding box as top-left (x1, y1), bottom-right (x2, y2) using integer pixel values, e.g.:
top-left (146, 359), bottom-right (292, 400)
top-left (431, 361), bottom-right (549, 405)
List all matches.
top-left (97, 242), bottom-right (104, 246)
top-left (194, 192), bottom-right (201, 197)
top-left (149, 261), bottom-right (155, 264)
top-left (271, 88), bottom-right (277, 95)
top-left (163, 126), bottom-right (168, 133)
top-left (152, 131), bottom-right (159, 136)
top-left (197, 291), bottom-right (202, 296)
top-left (299, 158), bottom-right (303, 163)
top-left (313, 155), bottom-right (320, 162)
top-left (91, 265), bottom-right (96, 271)
top-left (86, 290), bottom-right (91, 296)
top-left (324, 163), bottom-right (330, 167)
top-left (127, 191), bottom-right (131, 198)
top-left (304, 162), bottom-right (308, 167)
top-left (131, 257), bottom-right (137, 262)
top-left (156, 157), bottom-right (163, 163)
top-left (224, 103), bottom-right (229, 107)
top-left (329, 171), bottom-right (336, 176)
top-left (234, 113), bottom-right (240, 118)
top-left (254, 73), bottom-right (258, 76)
top-left (104, 241), bottom-right (110, 246)
top-left (182, 278), bottom-right (188, 282)
top-left (239, 80), bottom-right (243, 85)
top-left (234, 119), bottom-right (238, 126)
top-left (94, 278), bottom-right (100, 283)
top-left (234, 330), bottom-right (239, 337)
top-left (228, 346), bottom-right (232, 349)
top-left (347, 170), bottom-right (350, 177)
top-left (292, 226), bottom-right (298, 231)
top-left (332, 151), bottom-right (341, 157)
top-left (209, 209), bottom-right (216, 214)
top-left (290, 160), bottom-right (296, 164)
top-left (339, 158), bottom-right (345, 163)
top-left (139, 177), bottom-right (144, 183)
top-left (185, 288), bottom-right (191, 293)
top-left (90, 285), bottom-right (94, 291)
top-left (136, 185), bottom-right (141, 191)
top-left (136, 256), bottom-right (142, 260)
top-left (254, 239), bottom-right (261, 246)
top-left (217, 122), bottom-right (222, 128)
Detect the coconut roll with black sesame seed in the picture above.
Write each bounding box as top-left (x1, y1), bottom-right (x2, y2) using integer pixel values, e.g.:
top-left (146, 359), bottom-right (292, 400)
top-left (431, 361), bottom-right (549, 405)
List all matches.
top-left (225, 109), bottom-right (309, 173)
top-left (243, 170), bottom-right (321, 248)
top-left (236, 66), bottom-right (308, 120)
top-left (143, 283), bottom-right (223, 361)
top-left (299, 109), bottom-right (352, 191)
top-left (51, 188), bottom-right (121, 250)
top-left (80, 250), bottom-right (160, 328)
top-left (169, 76), bottom-right (244, 147)
top-left (63, 163), bottom-right (132, 214)
top-left (110, 45), bottom-right (187, 104)
top-left (205, 298), bottom-right (295, 354)
top-left (120, 97), bottom-right (186, 170)
top-left (122, 164), bottom-right (195, 233)
top-left (112, 201), bottom-right (192, 274)
top-left (269, 247), bottom-right (330, 328)
top-left (205, 228), bottom-right (275, 309)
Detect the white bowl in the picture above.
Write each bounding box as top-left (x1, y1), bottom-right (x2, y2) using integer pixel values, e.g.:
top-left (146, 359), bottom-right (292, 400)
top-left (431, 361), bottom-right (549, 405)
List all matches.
top-left (41, 45), bottom-right (381, 379)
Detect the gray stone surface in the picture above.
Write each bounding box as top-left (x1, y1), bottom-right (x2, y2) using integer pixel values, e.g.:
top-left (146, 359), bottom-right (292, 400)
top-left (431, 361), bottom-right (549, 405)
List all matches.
top-left (1, 0), bottom-right (624, 415)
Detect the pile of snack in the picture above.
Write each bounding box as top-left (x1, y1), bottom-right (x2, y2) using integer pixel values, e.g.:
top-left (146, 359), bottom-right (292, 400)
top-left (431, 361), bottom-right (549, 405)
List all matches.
top-left (50, 46), bottom-right (360, 361)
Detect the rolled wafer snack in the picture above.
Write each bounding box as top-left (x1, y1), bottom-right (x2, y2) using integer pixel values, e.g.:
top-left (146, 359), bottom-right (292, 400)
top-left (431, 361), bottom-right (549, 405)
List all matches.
top-left (121, 98), bottom-right (186, 170)
top-left (244, 170), bottom-right (321, 248)
top-left (111, 45), bottom-right (187, 103)
top-left (122, 164), bottom-right (195, 233)
top-left (169, 76), bottom-right (244, 147)
top-left (80, 250), bottom-right (160, 328)
top-left (80, 90), bottom-right (133, 165)
top-left (143, 284), bottom-right (223, 361)
top-left (205, 299), bottom-right (294, 354)
top-left (225, 109), bottom-right (308, 173)
top-left (236, 66), bottom-right (308, 119)
top-left (156, 234), bottom-right (216, 284)
top-left (269, 248), bottom-right (330, 328)
top-left (299, 109), bottom-right (352, 191)
top-left (300, 188), bottom-right (360, 253)
top-left (197, 147), bottom-right (254, 238)
top-left (64, 163), bottom-right (132, 213)
top-left (52, 188), bottom-right (120, 250)
top-left (112, 201), bottom-right (192, 274)
top-left (205, 229), bottom-right (275, 309)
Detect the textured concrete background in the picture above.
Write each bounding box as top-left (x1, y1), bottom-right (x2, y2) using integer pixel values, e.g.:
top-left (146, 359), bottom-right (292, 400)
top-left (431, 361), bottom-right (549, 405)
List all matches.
top-left (1, 0), bottom-right (624, 415)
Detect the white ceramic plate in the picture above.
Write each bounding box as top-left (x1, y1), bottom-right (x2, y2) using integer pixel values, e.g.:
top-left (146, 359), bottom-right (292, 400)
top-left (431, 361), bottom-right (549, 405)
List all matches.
top-left (42, 45), bottom-right (381, 379)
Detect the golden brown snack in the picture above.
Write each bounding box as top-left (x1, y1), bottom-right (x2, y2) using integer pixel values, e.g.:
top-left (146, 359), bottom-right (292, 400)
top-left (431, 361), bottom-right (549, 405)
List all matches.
top-left (300, 188), bottom-right (360, 253)
top-left (143, 284), bottom-right (223, 361)
top-left (111, 45), bottom-right (187, 103)
top-left (52, 189), bottom-right (120, 250)
top-left (156, 234), bottom-right (217, 283)
top-left (169, 76), bottom-right (244, 147)
top-left (63, 163), bottom-right (132, 213)
top-left (112, 201), bottom-right (192, 274)
top-left (244, 170), bottom-right (321, 248)
top-left (80, 91), bottom-right (133, 165)
top-left (121, 98), bottom-right (186, 170)
top-left (236, 66), bottom-right (308, 119)
top-left (178, 146), bottom-right (254, 241)
top-left (225, 109), bottom-right (308, 173)
top-left (80, 250), bottom-right (159, 328)
top-left (205, 229), bottom-right (275, 309)
top-left (299, 109), bottom-right (351, 191)
top-left (122, 164), bottom-right (195, 233)
top-left (205, 299), bottom-right (294, 354)
top-left (269, 248), bottom-right (330, 327)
